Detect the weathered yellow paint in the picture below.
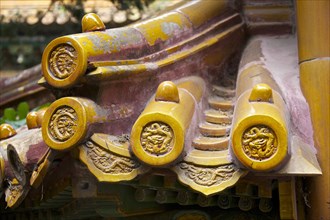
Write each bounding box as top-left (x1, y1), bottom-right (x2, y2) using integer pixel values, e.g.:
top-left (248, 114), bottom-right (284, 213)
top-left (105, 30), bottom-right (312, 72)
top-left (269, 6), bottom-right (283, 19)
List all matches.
top-left (133, 12), bottom-right (192, 46)
top-left (29, 149), bottom-right (53, 188)
top-left (81, 13), bottom-right (106, 33)
top-left (296, 1), bottom-right (330, 62)
top-left (0, 123), bottom-right (17, 140)
top-left (86, 22), bottom-right (244, 82)
top-left (130, 77), bottom-right (205, 167)
top-left (159, 22), bottom-right (243, 65)
top-left (231, 84), bottom-right (289, 171)
top-left (41, 1), bottom-right (243, 89)
top-left (42, 97), bottom-right (107, 151)
top-left (177, 0), bottom-right (229, 28)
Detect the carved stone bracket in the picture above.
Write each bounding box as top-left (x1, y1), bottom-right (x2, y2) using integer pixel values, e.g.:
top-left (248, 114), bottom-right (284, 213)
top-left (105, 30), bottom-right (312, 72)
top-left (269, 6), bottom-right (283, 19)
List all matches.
top-left (78, 133), bottom-right (149, 182)
top-left (172, 162), bottom-right (246, 196)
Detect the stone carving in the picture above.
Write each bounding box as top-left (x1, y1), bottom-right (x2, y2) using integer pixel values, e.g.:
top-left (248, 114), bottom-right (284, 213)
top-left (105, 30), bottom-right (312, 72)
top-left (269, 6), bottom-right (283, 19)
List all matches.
top-left (179, 162), bottom-right (237, 186)
top-left (49, 106), bottom-right (77, 142)
top-left (49, 44), bottom-right (77, 79)
top-left (242, 125), bottom-right (277, 160)
top-left (140, 122), bottom-right (174, 156)
top-left (85, 141), bottom-right (139, 173)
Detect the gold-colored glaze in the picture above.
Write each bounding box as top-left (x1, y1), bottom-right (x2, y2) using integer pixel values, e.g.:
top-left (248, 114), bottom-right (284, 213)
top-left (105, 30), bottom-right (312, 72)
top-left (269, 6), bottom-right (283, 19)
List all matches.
top-left (42, 97), bottom-right (106, 151)
top-left (299, 60), bottom-right (330, 218)
top-left (49, 106), bottom-right (78, 142)
top-left (155, 81), bottom-right (179, 103)
top-left (249, 83), bottom-right (273, 103)
top-left (78, 133), bottom-right (149, 182)
top-left (192, 136), bottom-right (229, 151)
top-left (81, 13), bottom-right (106, 33)
top-left (49, 44), bottom-right (78, 79)
top-left (86, 22), bottom-right (244, 81)
top-left (131, 90), bottom-right (191, 166)
top-left (42, 37), bottom-right (87, 88)
top-left (243, 5), bottom-right (292, 23)
top-left (296, 1), bottom-right (330, 62)
top-left (296, 1), bottom-right (329, 217)
top-left (231, 84), bottom-right (289, 171)
top-left (140, 122), bottom-right (174, 156)
top-left (173, 162), bottom-right (246, 196)
top-left (36, 107), bottom-right (48, 127)
top-left (236, 65), bottom-right (282, 98)
top-left (41, 0), bottom-right (243, 89)
top-left (177, 0), bottom-right (229, 28)
top-left (29, 149), bottom-right (62, 189)
top-left (204, 109), bottom-right (232, 124)
top-left (131, 77), bottom-right (205, 166)
top-left (176, 78), bottom-right (205, 102)
top-left (278, 178), bottom-right (296, 220)
top-left (208, 97), bottom-right (233, 111)
top-left (0, 123), bottom-right (17, 140)
top-left (242, 125), bottom-right (277, 161)
top-left (183, 149), bottom-right (231, 166)
top-left (30, 155), bottom-right (51, 188)
top-left (26, 107), bottom-right (48, 129)
top-left (198, 122), bottom-right (229, 137)
top-left (26, 111), bottom-right (38, 129)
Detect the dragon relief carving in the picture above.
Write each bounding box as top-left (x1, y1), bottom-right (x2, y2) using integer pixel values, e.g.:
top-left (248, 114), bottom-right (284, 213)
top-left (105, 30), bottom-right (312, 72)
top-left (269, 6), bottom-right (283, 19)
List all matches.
top-left (49, 44), bottom-right (77, 79)
top-left (85, 141), bottom-right (139, 174)
top-left (140, 122), bottom-right (174, 156)
top-left (179, 163), bottom-right (237, 186)
top-left (242, 125), bottom-right (277, 160)
top-left (49, 106), bottom-right (77, 142)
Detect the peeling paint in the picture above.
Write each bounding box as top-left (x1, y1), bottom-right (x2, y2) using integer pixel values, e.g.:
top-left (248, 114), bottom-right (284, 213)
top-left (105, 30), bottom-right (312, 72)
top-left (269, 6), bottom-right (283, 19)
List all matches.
top-left (161, 22), bottom-right (182, 36)
top-left (133, 12), bottom-right (192, 46)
